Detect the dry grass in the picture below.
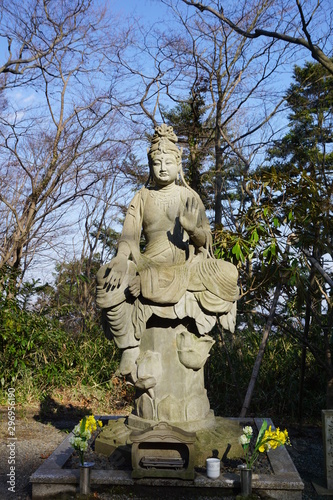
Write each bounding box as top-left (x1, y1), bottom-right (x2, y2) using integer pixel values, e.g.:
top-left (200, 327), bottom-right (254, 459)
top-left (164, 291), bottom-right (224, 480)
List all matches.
top-left (0, 375), bottom-right (135, 420)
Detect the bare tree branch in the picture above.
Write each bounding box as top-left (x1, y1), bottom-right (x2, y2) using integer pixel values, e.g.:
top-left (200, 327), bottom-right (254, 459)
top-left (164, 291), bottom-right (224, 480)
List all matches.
top-left (181, 0), bottom-right (333, 74)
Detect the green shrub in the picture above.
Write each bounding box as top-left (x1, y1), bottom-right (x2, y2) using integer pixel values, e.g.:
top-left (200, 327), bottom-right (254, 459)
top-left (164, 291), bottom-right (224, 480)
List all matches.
top-left (0, 298), bottom-right (120, 403)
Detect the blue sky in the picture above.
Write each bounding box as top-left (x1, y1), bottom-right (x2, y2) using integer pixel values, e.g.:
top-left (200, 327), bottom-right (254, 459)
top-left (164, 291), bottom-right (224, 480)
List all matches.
top-left (110, 0), bottom-right (168, 21)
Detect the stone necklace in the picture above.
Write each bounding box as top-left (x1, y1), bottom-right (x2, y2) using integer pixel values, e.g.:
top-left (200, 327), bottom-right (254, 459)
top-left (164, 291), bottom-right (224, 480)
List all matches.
top-left (149, 185), bottom-right (180, 210)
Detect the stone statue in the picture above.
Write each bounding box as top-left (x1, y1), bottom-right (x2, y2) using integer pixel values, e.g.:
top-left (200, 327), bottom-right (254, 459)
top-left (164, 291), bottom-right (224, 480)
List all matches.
top-left (96, 124), bottom-right (239, 430)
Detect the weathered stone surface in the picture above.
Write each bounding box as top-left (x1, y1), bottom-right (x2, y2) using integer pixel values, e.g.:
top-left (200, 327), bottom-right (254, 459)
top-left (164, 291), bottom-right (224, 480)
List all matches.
top-left (133, 324), bottom-right (212, 424)
top-left (96, 416), bottom-right (246, 467)
top-left (94, 417), bottom-right (132, 460)
top-left (322, 409), bottom-right (333, 490)
top-left (131, 421), bottom-right (196, 480)
top-left (127, 410), bottom-right (216, 433)
top-left (30, 417), bottom-right (304, 499)
top-left (194, 417), bottom-right (244, 466)
top-left (96, 124), bottom-right (239, 427)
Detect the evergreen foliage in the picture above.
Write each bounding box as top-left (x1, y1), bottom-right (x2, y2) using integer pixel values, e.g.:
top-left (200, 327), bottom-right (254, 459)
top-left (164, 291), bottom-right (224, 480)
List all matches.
top-left (163, 84), bottom-right (213, 207)
top-left (0, 264), bottom-right (121, 404)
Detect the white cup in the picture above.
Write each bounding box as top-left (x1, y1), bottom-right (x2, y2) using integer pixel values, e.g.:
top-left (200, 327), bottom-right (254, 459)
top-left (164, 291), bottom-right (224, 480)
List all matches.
top-left (206, 457), bottom-right (220, 479)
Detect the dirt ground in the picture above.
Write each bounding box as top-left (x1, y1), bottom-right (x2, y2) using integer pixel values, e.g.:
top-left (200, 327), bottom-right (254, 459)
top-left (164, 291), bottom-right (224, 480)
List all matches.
top-left (0, 399), bottom-right (328, 499)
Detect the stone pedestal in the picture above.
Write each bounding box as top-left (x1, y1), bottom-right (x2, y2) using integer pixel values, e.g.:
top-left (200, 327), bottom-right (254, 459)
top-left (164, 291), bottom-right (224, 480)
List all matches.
top-left (132, 324), bottom-right (214, 428)
top-left (322, 410), bottom-right (333, 489)
top-left (95, 416), bottom-right (244, 467)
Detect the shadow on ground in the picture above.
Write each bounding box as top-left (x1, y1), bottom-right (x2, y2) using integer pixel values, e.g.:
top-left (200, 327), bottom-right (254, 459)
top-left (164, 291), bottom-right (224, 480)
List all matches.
top-left (33, 394), bottom-right (93, 430)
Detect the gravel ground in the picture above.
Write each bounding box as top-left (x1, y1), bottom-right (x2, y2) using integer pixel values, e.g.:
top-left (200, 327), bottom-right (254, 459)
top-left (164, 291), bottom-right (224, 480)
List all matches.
top-left (0, 410), bottom-right (65, 500)
top-left (0, 409), bottom-right (328, 500)
top-left (287, 426), bottom-right (327, 500)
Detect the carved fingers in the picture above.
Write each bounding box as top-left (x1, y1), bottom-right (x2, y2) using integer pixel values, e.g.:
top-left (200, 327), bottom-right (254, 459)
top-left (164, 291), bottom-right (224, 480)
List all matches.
top-left (128, 275), bottom-right (141, 298)
top-left (179, 196), bottom-right (199, 234)
top-left (104, 254), bottom-right (128, 289)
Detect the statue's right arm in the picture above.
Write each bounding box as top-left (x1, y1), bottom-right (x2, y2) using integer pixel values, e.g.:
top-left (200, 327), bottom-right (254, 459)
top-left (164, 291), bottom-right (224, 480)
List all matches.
top-left (104, 191), bottom-right (144, 288)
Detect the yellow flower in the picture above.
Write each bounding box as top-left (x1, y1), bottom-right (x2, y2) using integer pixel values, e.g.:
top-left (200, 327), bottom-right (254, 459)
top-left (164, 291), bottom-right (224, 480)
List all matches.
top-left (80, 415), bottom-right (102, 434)
top-left (260, 426), bottom-right (290, 452)
top-left (240, 420), bottom-right (291, 469)
top-left (71, 415), bottom-right (103, 466)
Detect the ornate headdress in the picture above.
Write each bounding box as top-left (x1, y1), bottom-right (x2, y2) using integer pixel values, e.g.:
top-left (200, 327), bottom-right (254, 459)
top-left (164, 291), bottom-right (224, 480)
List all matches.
top-left (147, 124), bottom-right (182, 167)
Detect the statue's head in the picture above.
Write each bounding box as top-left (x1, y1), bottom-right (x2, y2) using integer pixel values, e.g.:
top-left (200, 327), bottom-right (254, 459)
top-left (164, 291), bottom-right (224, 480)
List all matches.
top-left (147, 124), bottom-right (182, 172)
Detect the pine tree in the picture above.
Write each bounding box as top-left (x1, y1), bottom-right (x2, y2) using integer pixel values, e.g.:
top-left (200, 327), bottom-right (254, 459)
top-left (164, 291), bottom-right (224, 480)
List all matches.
top-left (265, 60), bottom-right (333, 413)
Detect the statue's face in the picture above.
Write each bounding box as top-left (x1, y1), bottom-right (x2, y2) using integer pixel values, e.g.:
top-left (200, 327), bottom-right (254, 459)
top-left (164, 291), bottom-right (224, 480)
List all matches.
top-left (151, 153), bottom-right (179, 186)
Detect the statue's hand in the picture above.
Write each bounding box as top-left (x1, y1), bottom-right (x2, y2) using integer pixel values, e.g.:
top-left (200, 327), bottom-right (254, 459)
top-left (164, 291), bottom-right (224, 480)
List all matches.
top-left (128, 275), bottom-right (141, 298)
top-left (179, 197), bottom-right (199, 235)
top-left (105, 254), bottom-right (128, 288)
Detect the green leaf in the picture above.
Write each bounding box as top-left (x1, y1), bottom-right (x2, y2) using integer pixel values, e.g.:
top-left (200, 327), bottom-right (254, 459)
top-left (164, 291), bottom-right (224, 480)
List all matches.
top-left (80, 416), bottom-right (87, 434)
top-left (256, 420), bottom-right (268, 446)
top-left (251, 229), bottom-right (259, 244)
top-left (232, 242), bottom-right (241, 260)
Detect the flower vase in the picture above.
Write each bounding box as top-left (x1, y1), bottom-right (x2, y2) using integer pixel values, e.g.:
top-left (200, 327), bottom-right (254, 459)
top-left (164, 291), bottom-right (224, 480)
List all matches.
top-left (79, 461), bottom-right (94, 495)
top-left (239, 465), bottom-right (252, 497)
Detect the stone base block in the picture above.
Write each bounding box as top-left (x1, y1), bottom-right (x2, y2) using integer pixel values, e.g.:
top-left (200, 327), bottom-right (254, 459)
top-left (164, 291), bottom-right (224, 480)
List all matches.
top-left (30, 417), bottom-right (304, 499)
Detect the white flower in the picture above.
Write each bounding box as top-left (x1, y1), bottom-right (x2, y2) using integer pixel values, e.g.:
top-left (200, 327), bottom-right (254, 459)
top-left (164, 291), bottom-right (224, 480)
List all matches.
top-left (69, 436), bottom-right (89, 452)
top-left (72, 424), bottom-right (81, 436)
top-left (243, 426), bottom-right (253, 436)
top-left (74, 437), bottom-right (83, 448)
top-left (82, 429), bottom-right (91, 440)
top-left (78, 440), bottom-right (88, 452)
top-left (239, 434), bottom-right (250, 445)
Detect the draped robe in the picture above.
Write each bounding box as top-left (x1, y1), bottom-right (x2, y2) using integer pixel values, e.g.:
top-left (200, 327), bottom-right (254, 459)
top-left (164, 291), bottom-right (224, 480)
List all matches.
top-left (96, 185), bottom-right (239, 350)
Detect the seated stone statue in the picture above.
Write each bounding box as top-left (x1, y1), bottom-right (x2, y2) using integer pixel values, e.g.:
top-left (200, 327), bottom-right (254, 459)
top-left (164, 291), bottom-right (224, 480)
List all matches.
top-left (96, 124), bottom-right (239, 427)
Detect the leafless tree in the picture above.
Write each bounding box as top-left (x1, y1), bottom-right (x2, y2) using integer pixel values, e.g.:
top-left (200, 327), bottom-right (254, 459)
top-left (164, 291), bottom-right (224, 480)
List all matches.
top-left (147, 3), bottom-right (287, 228)
top-left (0, 1), bottom-right (100, 85)
top-left (181, 0), bottom-right (333, 74)
top-left (0, 0), bottom-right (136, 287)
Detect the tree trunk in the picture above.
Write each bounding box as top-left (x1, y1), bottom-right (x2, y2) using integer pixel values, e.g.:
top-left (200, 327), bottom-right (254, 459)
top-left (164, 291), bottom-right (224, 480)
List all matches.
top-left (298, 292), bottom-right (311, 429)
top-left (214, 170), bottom-right (222, 227)
top-left (239, 279), bottom-right (282, 417)
top-left (239, 237), bottom-right (292, 417)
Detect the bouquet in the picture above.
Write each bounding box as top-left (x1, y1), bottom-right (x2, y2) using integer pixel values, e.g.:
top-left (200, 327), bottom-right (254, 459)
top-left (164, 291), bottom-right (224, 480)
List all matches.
top-left (69, 415), bottom-right (103, 466)
top-left (239, 419), bottom-right (291, 469)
